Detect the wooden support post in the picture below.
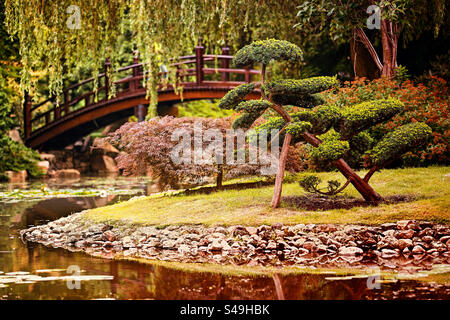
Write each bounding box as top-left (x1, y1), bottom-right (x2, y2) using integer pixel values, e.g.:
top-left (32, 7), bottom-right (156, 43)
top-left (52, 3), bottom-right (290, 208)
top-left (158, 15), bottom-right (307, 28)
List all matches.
top-left (195, 38), bottom-right (204, 85)
top-left (23, 91), bottom-right (32, 139)
top-left (137, 104), bottom-right (145, 122)
top-left (64, 90), bottom-right (70, 115)
top-left (221, 43), bottom-right (230, 82)
top-left (54, 106), bottom-right (61, 120)
top-left (104, 57), bottom-right (111, 99)
top-left (131, 50), bottom-right (139, 91)
top-left (245, 66), bottom-right (251, 83)
top-left (45, 112), bottom-right (50, 125)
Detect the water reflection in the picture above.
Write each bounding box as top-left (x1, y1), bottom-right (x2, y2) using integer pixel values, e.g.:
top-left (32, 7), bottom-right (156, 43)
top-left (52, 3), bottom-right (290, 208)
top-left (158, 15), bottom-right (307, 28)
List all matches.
top-left (0, 177), bottom-right (449, 300)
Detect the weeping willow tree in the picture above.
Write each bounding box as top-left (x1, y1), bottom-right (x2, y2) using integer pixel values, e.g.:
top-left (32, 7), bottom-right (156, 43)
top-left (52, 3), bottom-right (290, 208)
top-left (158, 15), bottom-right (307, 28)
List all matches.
top-left (4, 0), bottom-right (302, 117)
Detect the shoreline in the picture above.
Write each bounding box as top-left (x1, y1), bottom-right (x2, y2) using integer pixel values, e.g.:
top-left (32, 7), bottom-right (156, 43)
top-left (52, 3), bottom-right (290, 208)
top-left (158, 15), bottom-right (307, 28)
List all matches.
top-left (21, 211), bottom-right (450, 272)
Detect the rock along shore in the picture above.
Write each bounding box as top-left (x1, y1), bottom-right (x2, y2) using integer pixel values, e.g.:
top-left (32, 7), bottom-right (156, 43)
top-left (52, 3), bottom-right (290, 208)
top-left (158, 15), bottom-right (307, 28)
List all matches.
top-left (21, 212), bottom-right (450, 271)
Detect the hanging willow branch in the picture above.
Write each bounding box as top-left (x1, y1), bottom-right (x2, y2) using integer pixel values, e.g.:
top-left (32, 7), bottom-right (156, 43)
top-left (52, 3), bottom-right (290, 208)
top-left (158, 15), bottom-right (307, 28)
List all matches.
top-left (4, 0), bottom-right (302, 117)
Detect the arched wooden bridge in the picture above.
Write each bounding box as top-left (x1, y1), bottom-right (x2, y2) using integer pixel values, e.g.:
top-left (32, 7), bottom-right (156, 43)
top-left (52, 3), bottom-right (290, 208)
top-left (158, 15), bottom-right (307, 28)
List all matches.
top-left (24, 40), bottom-right (261, 150)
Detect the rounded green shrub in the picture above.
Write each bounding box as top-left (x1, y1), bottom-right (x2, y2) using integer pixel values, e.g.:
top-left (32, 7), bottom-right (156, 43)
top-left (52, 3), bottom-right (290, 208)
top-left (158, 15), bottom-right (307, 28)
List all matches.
top-left (233, 39), bottom-right (303, 67)
top-left (311, 130), bottom-right (349, 162)
top-left (247, 116), bottom-right (286, 144)
top-left (271, 92), bottom-right (325, 108)
top-left (263, 76), bottom-right (338, 96)
top-left (235, 99), bottom-right (272, 113)
top-left (291, 104), bottom-right (341, 134)
top-left (218, 83), bottom-right (255, 110)
top-left (232, 111), bottom-right (264, 130)
top-left (285, 121), bottom-right (312, 140)
top-left (367, 122), bottom-right (432, 166)
top-left (337, 98), bottom-right (404, 139)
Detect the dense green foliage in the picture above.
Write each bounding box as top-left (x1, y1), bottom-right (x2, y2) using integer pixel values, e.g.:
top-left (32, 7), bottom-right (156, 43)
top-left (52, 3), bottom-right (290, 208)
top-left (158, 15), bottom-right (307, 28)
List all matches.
top-left (337, 99), bottom-right (404, 139)
top-left (271, 93), bottom-right (325, 108)
top-left (233, 39), bottom-right (303, 67)
top-left (367, 122), bottom-right (432, 166)
top-left (298, 173), bottom-right (342, 196)
top-left (218, 83), bottom-right (256, 110)
top-left (310, 130), bottom-right (349, 163)
top-left (263, 77), bottom-right (339, 97)
top-left (232, 111), bottom-right (265, 130)
top-left (247, 116), bottom-right (286, 144)
top-left (285, 121), bottom-right (312, 140)
top-left (0, 135), bottom-right (43, 179)
top-left (0, 71), bottom-right (42, 178)
top-left (177, 100), bottom-right (234, 118)
top-left (235, 100), bottom-right (272, 113)
top-left (323, 76), bottom-right (449, 167)
top-left (291, 105), bottom-right (342, 134)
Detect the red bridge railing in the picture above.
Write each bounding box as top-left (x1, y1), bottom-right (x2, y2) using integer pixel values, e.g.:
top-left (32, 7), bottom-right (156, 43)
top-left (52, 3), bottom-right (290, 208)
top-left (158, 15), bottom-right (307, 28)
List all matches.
top-left (24, 39), bottom-right (261, 139)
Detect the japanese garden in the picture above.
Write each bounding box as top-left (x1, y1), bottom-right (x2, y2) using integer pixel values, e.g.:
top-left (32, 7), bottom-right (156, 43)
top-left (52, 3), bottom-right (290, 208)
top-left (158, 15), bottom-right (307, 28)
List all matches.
top-left (0, 0), bottom-right (449, 303)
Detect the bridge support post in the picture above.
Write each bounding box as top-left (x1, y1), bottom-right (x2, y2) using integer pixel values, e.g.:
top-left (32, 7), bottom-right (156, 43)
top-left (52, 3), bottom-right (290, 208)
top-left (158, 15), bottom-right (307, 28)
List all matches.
top-left (131, 51), bottom-right (140, 91)
top-left (23, 91), bottom-right (32, 139)
top-left (195, 38), bottom-right (204, 85)
top-left (137, 104), bottom-right (146, 122)
top-left (104, 58), bottom-right (111, 99)
top-left (245, 66), bottom-right (251, 83)
top-left (221, 43), bottom-right (230, 82)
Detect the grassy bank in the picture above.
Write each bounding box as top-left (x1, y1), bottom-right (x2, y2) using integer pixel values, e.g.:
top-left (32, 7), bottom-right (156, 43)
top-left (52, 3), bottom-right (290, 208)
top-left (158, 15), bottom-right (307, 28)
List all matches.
top-left (84, 166), bottom-right (450, 226)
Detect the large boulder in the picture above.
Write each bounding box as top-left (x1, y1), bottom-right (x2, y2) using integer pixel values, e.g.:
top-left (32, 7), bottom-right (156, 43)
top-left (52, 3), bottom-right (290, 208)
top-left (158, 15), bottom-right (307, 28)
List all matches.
top-left (40, 153), bottom-right (56, 163)
top-left (37, 161), bottom-right (50, 175)
top-left (91, 139), bottom-right (119, 157)
top-left (5, 170), bottom-right (27, 183)
top-left (8, 128), bottom-right (23, 143)
top-left (48, 169), bottom-right (81, 179)
top-left (90, 155), bottom-right (119, 173)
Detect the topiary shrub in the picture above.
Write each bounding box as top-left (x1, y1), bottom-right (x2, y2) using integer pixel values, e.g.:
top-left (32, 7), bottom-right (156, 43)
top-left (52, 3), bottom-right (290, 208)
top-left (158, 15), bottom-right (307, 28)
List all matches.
top-left (218, 83), bottom-right (256, 110)
top-left (367, 122), bottom-right (432, 166)
top-left (220, 39), bottom-right (432, 207)
top-left (233, 39), bottom-right (303, 67)
top-left (337, 98), bottom-right (404, 139)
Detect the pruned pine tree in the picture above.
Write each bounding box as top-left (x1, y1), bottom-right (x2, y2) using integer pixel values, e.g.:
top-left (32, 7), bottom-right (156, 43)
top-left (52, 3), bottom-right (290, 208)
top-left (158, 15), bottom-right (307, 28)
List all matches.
top-left (219, 39), bottom-right (432, 208)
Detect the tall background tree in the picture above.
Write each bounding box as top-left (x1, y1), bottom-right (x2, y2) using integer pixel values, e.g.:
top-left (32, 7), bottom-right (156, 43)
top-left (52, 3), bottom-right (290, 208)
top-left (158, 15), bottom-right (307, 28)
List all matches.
top-left (296, 0), bottom-right (448, 78)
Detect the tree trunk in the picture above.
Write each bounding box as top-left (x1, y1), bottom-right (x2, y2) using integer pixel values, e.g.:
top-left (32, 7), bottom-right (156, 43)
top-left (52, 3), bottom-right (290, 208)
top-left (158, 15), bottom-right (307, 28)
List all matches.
top-left (271, 132), bottom-right (292, 208)
top-left (380, 20), bottom-right (400, 78)
top-left (216, 164), bottom-right (223, 189)
top-left (353, 18), bottom-right (400, 80)
top-left (350, 31), bottom-right (381, 80)
top-left (269, 102), bottom-right (293, 208)
top-left (303, 132), bottom-right (382, 202)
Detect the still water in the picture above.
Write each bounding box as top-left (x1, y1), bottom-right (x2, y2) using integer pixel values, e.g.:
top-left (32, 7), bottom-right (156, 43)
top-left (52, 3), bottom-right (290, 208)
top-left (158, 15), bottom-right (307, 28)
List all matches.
top-left (0, 177), bottom-right (449, 300)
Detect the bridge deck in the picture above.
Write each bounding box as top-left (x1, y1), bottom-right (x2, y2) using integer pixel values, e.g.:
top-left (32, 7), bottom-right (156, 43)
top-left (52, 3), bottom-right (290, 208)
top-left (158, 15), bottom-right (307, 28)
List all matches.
top-left (24, 40), bottom-right (261, 150)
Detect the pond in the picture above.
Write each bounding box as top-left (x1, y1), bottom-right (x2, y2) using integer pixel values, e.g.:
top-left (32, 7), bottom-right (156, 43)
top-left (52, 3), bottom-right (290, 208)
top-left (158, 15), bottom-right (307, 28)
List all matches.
top-left (0, 177), bottom-right (449, 300)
